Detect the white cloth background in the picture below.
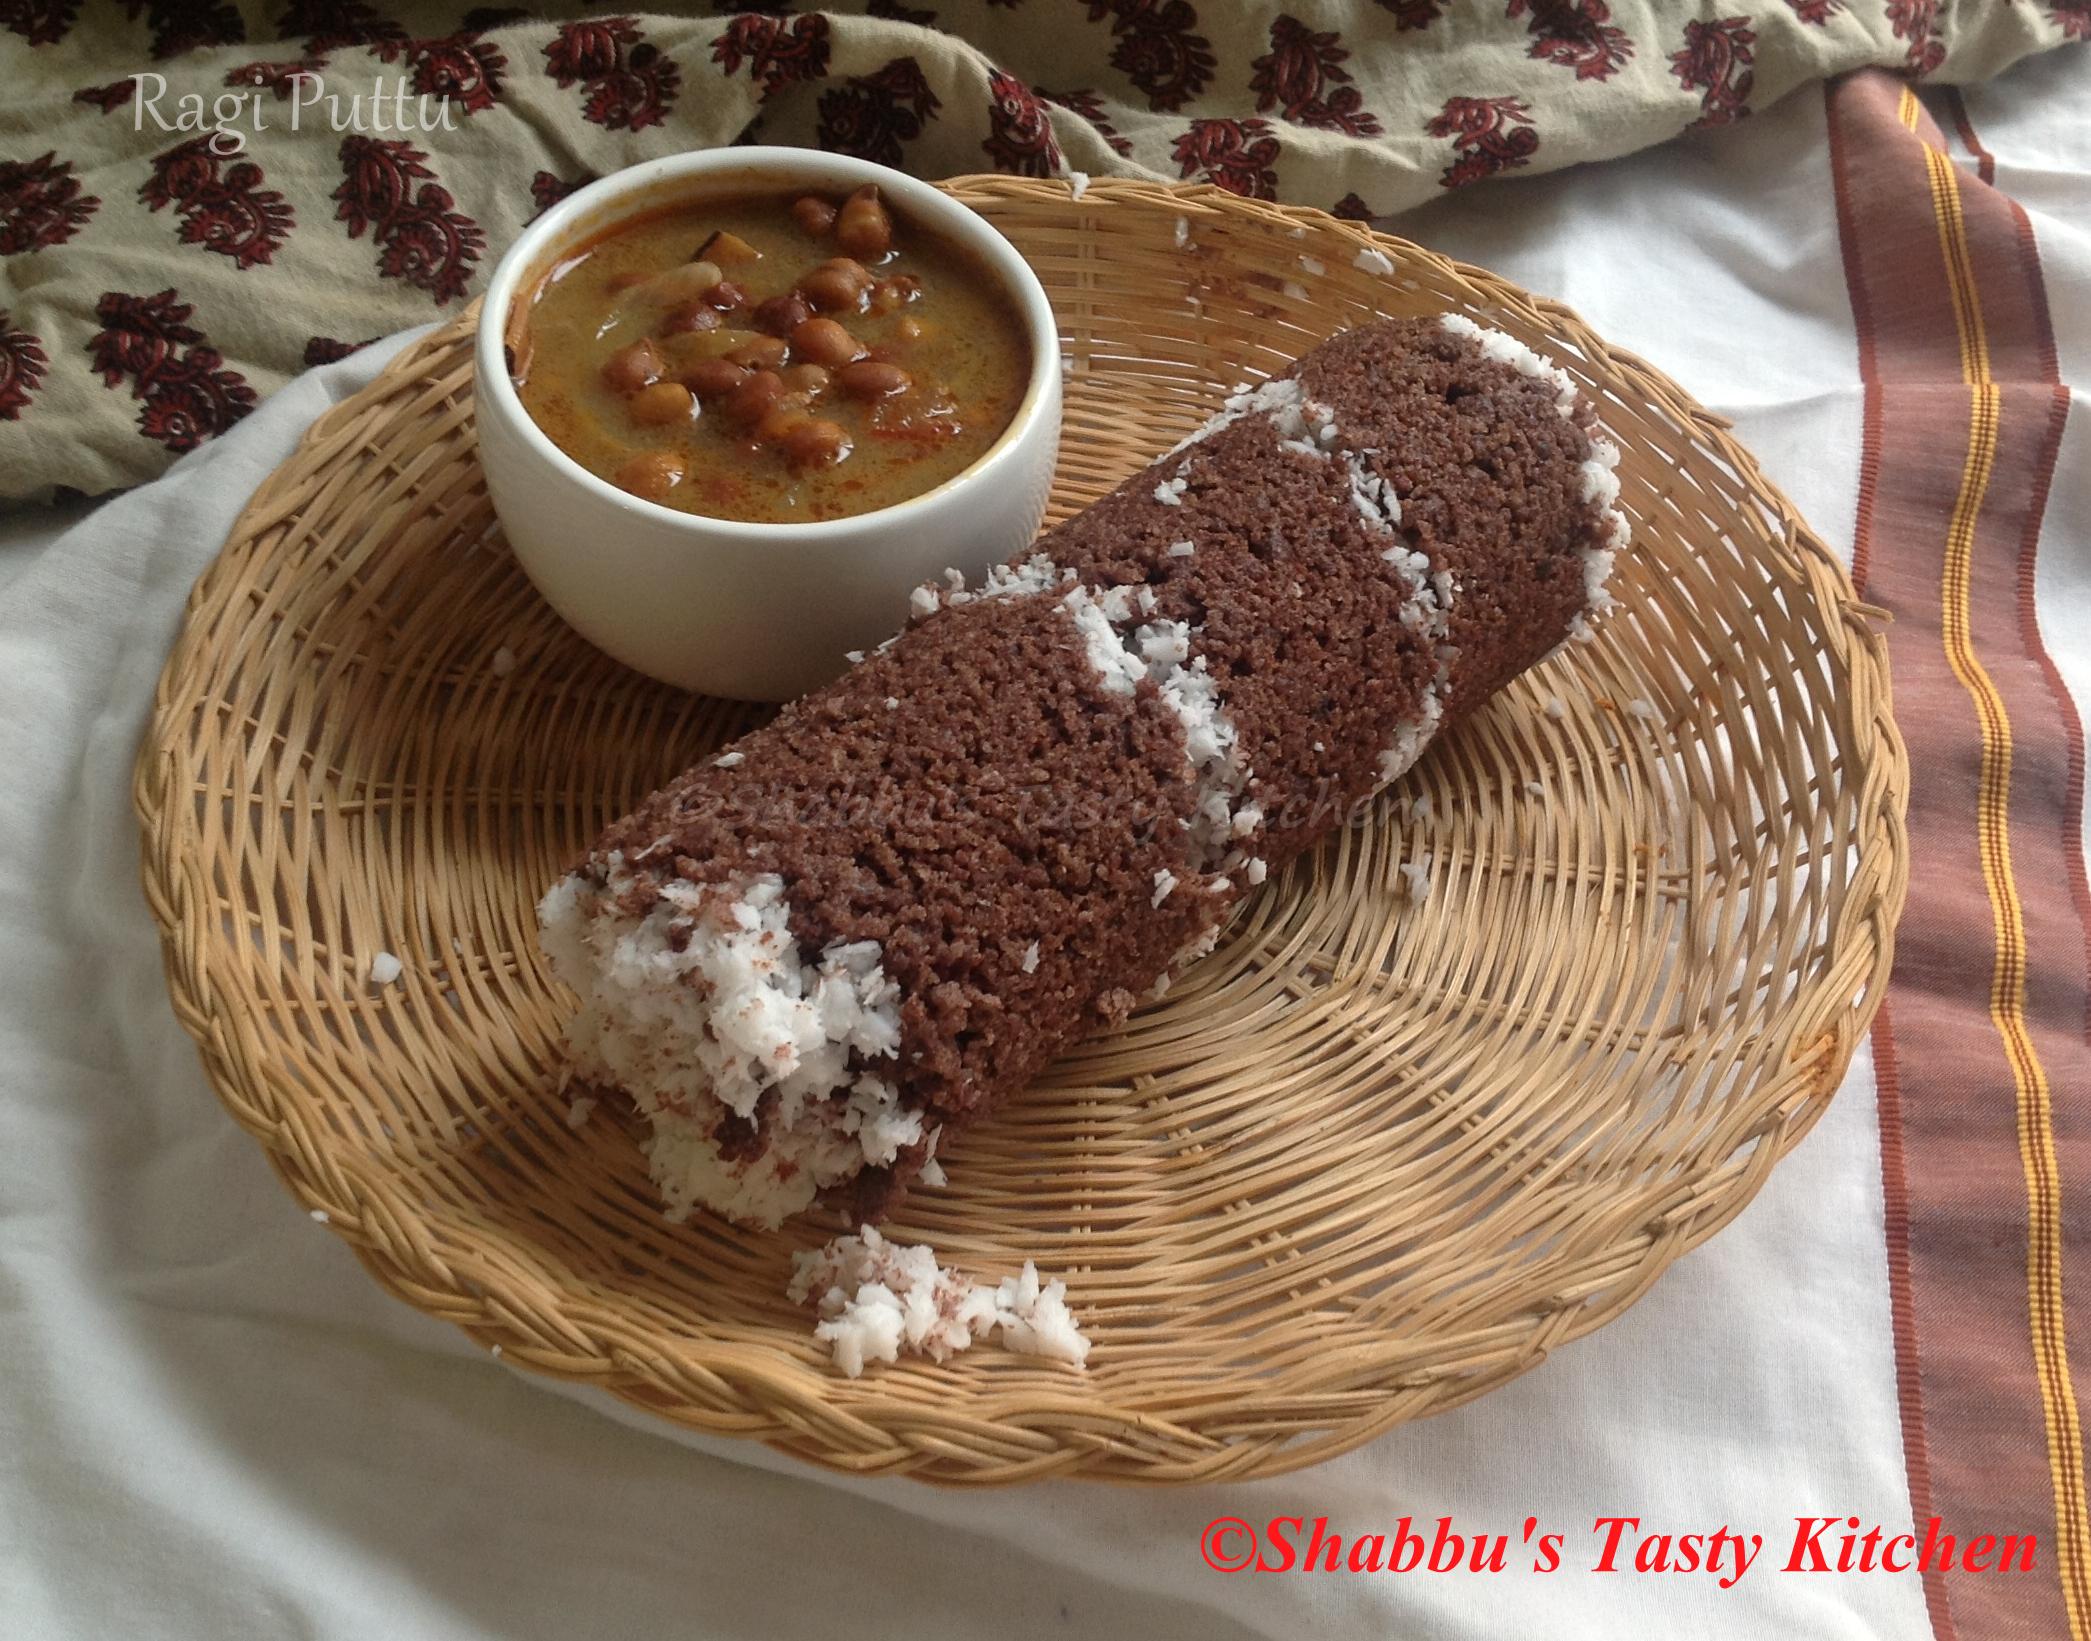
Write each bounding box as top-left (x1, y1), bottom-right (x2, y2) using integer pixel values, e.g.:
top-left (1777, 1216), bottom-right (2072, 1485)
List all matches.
top-left (5, 52), bottom-right (2086, 1638)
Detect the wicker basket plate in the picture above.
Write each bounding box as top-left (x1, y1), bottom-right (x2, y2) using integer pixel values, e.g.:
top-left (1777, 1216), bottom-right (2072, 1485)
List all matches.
top-left (135, 177), bottom-right (1907, 1485)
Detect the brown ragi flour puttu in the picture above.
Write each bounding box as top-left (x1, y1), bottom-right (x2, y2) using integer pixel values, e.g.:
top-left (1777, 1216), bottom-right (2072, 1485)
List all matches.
top-left (540, 314), bottom-right (1631, 1229)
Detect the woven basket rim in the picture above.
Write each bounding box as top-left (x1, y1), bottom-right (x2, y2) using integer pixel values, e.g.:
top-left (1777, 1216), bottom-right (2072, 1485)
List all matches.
top-left (133, 175), bottom-right (1910, 1486)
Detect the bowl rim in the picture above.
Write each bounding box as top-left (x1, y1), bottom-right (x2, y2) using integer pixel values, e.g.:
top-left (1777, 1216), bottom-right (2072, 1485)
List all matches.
top-left (474, 147), bottom-right (1061, 545)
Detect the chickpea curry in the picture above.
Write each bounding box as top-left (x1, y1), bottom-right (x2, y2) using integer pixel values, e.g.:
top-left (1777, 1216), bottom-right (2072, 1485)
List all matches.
top-left (512, 185), bottom-right (1033, 523)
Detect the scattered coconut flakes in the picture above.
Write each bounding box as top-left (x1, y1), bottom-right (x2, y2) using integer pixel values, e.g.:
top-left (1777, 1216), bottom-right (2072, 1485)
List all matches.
top-left (918, 1157), bottom-right (947, 1188)
top-left (1580, 452), bottom-right (1622, 511)
top-left (1154, 473), bottom-right (1190, 506)
top-left (974, 553), bottom-right (1074, 600)
top-left (1627, 697), bottom-right (1662, 720)
top-left (1313, 740), bottom-right (1325, 753)
top-left (1166, 374), bottom-right (1336, 461)
top-left (990, 1261), bottom-right (1091, 1366)
top-left (490, 646), bottom-right (517, 677)
top-left (1524, 781), bottom-right (1547, 799)
top-left (565, 1095), bottom-right (597, 1130)
top-left (712, 751), bottom-right (745, 769)
top-left (885, 696), bottom-right (900, 710)
top-left (1438, 312), bottom-right (1580, 415)
top-left (1352, 245), bottom-right (1396, 276)
top-left (904, 554), bottom-right (1076, 623)
top-left (1169, 921), bottom-right (1225, 978)
top-left (491, 1344), bottom-right (503, 1358)
top-left (1148, 648), bottom-right (1254, 868)
top-left (1152, 868), bottom-right (1178, 907)
top-left (1167, 539), bottom-right (1196, 558)
top-left (539, 867), bottom-right (910, 1229)
top-left (1546, 695), bottom-right (1567, 720)
top-left (1282, 280), bottom-right (1310, 301)
top-left (1052, 591), bottom-right (1255, 875)
top-left (1412, 791), bottom-right (1435, 823)
top-left (309, 1208), bottom-right (329, 1223)
top-left (1021, 941), bottom-right (1040, 974)
top-left (1376, 683), bottom-right (1445, 788)
top-left (1173, 216), bottom-right (1192, 249)
top-left (1344, 449), bottom-right (1404, 535)
top-left (790, 1227), bottom-right (1089, 1376)
top-left (1135, 618), bottom-right (1191, 670)
top-left (1399, 856), bottom-right (1433, 903)
top-left (1064, 589), bottom-right (1147, 695)
top-left (844, 649), bottom-right (866, 664)
top-left (368, 951), bottom-right (402, 986)
top-left (1298, 254), bottom-right (1326, 276)
top-left (1246, 857), bottom-right (1268, 885)
top-left (1068, 170), bottom-right (1090, 200)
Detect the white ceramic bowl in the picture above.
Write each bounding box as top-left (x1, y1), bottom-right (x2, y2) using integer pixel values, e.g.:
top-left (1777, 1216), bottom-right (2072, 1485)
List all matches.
top-left (475, 149), bottom-right (1061, 702)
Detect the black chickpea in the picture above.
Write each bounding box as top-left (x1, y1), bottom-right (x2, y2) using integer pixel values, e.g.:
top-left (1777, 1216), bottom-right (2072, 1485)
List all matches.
top-left (601, 339), bottom-right (663, 395)
top-left (613, 449), bottom-right (685, 501)
top-left (661, 302), bottom-right (721, 335)
top-left (628, 381), bottom-right (695, 426)
top-left (796, 261), bottom-right (871, 315)
top-left (782, 417), bottom-right (852, 467)
top-left (680, 357), bottom-right (749, 398)
top-left (790, 317), bottom-right (866, 367)
top-left (836, 360), bottom-right (910, 399)
top-left (725, 336), bottom-right (789, 371)
top-left (723, 368), bottom-right (787, 426)
top-left (755, 401), bottom-right (812, 443)
top-left (753, 291), bottom-right (814, 337)
top-left (782, 362), bottom-right (831, 394)
top-left (792, 195), bottom-right (837, 236)
top-left (834, 185), bottom-right (893, 259)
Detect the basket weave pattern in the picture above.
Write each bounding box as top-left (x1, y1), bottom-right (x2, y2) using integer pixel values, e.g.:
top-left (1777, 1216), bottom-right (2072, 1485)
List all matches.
top-left (135, 177), bottom-right (1908, 1485)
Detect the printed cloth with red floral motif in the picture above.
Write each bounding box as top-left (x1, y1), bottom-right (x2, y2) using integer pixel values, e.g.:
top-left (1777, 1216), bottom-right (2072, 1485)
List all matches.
top-left (0, 0), bottom-right (2083, 502)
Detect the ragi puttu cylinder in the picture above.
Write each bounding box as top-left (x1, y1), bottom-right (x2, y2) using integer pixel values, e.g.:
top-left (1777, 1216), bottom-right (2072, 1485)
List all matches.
top-left (540, 314), bottom-right (1630, 1229)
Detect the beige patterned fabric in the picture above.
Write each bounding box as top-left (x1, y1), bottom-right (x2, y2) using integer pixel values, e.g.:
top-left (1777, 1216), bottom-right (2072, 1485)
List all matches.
top-left (1, 0), bottom-right (2082, 502)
